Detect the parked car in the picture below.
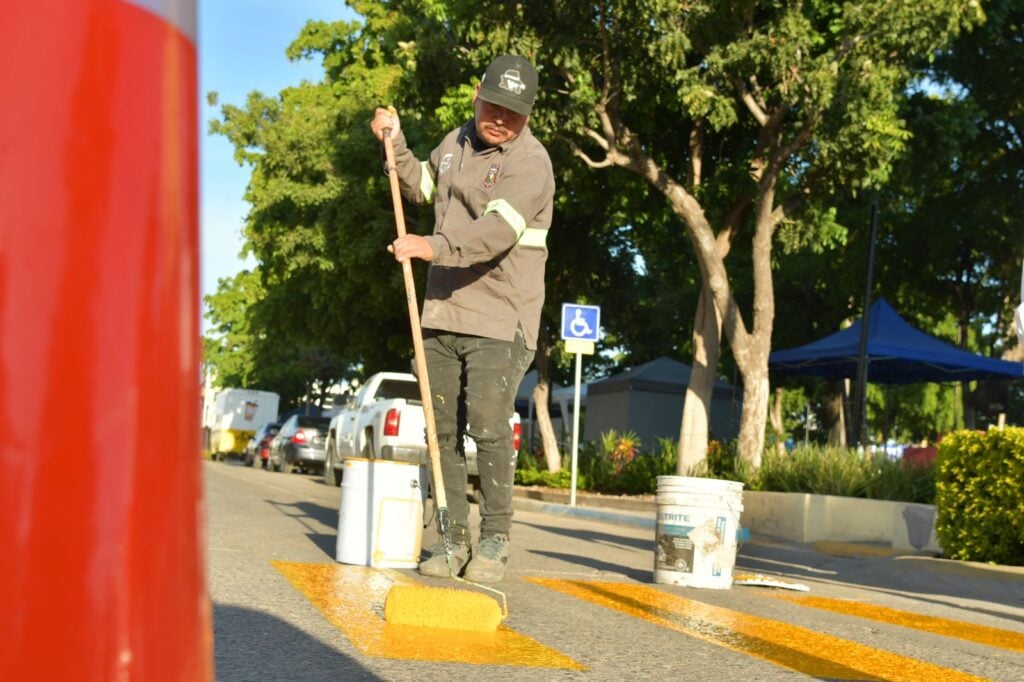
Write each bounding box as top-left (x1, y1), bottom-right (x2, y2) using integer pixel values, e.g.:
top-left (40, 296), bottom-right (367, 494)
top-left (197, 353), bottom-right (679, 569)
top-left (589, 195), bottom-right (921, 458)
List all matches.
top-left (267, 414), bottom-right (331, 474)
top-left (323, 371), bottom-right (521, 488)
top-left (243, 421), bottom-right (281, 468)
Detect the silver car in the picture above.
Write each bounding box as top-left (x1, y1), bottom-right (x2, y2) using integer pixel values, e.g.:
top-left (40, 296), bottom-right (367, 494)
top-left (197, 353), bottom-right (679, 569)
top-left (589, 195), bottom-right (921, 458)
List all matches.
top-left (267, 415), bottom-right (331, 474)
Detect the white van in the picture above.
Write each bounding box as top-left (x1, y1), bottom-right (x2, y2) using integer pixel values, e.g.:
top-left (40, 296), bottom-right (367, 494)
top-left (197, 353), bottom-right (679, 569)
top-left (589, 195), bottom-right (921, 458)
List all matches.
top-left (204, 389), bottom-right (280, 460)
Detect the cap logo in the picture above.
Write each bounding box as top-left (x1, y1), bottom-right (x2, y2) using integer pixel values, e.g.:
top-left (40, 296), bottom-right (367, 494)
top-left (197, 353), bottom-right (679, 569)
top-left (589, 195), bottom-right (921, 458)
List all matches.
top-left (499, 69), bottom-right (526, 95)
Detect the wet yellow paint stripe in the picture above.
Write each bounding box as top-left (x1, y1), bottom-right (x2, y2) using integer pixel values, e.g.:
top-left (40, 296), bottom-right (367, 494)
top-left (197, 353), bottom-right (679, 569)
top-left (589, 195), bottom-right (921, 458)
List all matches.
top-left (776, 594), bottom-right (1024, 654)
top-left (273, 561), bottom-right (584, 670)
top-left (528, 579), bottom-right (983, 681)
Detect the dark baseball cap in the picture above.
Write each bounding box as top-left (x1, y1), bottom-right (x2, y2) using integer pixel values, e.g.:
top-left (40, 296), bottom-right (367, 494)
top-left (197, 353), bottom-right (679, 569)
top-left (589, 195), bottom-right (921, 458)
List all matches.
top-left (477, 54), bottom-right (538, 116)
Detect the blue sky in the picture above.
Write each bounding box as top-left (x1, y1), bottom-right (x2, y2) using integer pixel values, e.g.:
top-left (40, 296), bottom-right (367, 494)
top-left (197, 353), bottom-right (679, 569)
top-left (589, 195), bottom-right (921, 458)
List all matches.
top-left (198, 0), bottom-right (356, 317)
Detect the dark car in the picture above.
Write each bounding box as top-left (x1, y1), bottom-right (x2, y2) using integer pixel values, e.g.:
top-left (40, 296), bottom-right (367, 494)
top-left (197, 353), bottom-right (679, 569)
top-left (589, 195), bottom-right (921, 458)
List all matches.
top-left (243, 421), bottom-right (281, 469)
top-left (267, 415), bottom-right (331, 474)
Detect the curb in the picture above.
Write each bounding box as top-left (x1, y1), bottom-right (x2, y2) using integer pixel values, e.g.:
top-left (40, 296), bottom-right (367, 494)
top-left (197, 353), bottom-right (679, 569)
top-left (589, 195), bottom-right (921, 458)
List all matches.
top-left (893, 554), bottom-right (1024, 583)
top-left (811, 541), bottom-right (934, 560)
top-left (515, 495), bottom-right (656, 530)
top-left (513, 486), bottom-right (656, 513)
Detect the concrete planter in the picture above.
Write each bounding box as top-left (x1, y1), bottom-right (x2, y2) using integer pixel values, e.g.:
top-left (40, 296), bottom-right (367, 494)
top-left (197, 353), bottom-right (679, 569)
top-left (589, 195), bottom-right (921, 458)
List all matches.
top-left (742, 491), bottom-right (941, 553)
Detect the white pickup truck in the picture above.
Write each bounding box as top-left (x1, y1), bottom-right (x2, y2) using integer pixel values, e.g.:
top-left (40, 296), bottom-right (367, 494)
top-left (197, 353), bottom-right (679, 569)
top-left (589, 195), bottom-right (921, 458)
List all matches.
top-left (323, 371), bottom-right (521, 487)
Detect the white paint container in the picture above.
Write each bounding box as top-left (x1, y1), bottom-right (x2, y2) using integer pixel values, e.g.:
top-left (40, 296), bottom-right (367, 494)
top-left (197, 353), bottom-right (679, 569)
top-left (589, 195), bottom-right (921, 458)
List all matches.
top-left (654, 476), bottom-right (744, 589)
top-left (336, 458), bottom-right (426, 568)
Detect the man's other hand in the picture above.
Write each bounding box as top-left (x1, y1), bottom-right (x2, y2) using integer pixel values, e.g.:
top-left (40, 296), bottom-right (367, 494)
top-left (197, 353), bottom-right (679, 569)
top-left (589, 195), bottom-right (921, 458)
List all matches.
top-left (388, 234), bottom-right (433, 263)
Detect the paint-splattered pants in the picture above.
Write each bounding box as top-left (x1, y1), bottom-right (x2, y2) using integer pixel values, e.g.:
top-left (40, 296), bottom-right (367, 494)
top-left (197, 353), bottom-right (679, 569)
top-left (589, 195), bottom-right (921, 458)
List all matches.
top-left (423, 328), bottom-right (533, 541)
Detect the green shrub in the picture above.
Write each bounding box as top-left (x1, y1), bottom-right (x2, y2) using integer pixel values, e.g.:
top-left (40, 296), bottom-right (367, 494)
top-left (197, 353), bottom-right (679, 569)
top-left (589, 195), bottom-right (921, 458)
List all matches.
top-left (515, 437), bottom-right (935, 503)
top-left (515, 431), bottom-right (678, 495)
top-left (686, 440), bottom-right (756, 482)
top-left (752, 445), bottom-right (934, 503)
top-left (516, 465), bottom-right (575, 489)
top-left (515, 447), bottom-right (577, 488)
top-left (934, 428), bottom-right (1024, 566)
top-left (516, 447), bottom-right (539, 472)
top-left (603, 436), bottom-right (678, 494)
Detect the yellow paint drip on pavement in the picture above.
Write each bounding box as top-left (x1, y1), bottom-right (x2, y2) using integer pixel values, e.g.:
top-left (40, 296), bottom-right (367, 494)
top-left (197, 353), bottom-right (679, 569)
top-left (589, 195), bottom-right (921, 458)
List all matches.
top-left (777, 594), bottom-right (1024, 654)
top-left (529, 578), bottom-right (984, 681)
top-left (273, 561), bottom-right (584, 670)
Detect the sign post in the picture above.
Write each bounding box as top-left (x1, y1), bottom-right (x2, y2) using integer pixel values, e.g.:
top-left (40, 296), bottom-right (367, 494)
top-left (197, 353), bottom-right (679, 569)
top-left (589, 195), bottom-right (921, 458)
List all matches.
top-left (560, 303), bottom-right (600, 506)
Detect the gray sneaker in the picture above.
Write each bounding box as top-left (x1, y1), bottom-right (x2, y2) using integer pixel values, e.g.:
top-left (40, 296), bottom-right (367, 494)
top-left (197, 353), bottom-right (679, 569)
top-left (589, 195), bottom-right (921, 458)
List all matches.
top-left (464, 534), bottom-right (510, 583)
top-left (418, 541), bottom-right (470, 578)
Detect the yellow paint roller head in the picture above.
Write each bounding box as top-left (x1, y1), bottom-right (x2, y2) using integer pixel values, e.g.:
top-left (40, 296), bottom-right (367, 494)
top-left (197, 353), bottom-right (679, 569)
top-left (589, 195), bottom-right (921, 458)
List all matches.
top-left (384, 584), bottom-right (503, 632)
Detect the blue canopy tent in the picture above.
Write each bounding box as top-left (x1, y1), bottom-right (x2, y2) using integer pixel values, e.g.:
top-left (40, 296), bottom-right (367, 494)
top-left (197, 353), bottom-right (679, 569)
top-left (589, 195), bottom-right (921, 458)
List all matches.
top-left (769, 298), bottom-right (1024, 383)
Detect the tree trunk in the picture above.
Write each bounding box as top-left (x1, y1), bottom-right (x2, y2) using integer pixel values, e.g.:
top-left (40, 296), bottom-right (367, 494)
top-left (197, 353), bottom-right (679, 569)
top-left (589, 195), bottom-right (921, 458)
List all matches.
top-left (769, 386), bottom-right (785, 455)
top-left (532, 331), bottom-right (562, 472)
top-left (826, 380), bottom-right (846, 446)
top-left (961, 382), bottom-right (977, 429)
top-left (738, 369), bottom-right (770, 468)
top-left (880, 386), bottom-right (893, 443)
top-left (678, 288), bottom-right (720, 474)
top-left (727, 172), bottom-right (777, 468)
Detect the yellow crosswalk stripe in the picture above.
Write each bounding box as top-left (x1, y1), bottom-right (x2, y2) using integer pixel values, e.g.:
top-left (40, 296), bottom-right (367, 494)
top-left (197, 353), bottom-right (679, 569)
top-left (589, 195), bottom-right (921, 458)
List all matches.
top-left (273, 561), bottom-right (585, 670)
top-left (528, 578), bottom-right (985, 681)
top-left (776, 594), bottom-right (1024, 654)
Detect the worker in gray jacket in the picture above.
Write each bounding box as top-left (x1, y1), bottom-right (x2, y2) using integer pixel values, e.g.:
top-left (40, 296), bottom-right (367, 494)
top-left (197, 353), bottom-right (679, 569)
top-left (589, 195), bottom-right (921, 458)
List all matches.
top-left (371, 54), bottom-right (554, 582)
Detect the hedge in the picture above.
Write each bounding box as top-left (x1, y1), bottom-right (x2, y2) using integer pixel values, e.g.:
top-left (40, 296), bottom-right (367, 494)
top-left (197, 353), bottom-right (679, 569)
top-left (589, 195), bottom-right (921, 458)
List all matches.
top-left (516, 435), bottom-right (935, 503)
top-left (934, 427), bottom-right (1024, 566)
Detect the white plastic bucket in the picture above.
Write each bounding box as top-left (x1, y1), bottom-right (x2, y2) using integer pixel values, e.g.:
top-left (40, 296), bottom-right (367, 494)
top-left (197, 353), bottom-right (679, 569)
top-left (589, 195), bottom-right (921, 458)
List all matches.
top-left (336, 458), bottom-right (426, 568)
top-left (653, 476), bottom-right (744, 589)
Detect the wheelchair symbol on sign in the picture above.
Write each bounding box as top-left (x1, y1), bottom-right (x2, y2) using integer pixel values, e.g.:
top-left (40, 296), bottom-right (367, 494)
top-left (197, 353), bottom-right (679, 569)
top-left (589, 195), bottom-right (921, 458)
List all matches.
top-left (569, 309), bottom-right (593, 337)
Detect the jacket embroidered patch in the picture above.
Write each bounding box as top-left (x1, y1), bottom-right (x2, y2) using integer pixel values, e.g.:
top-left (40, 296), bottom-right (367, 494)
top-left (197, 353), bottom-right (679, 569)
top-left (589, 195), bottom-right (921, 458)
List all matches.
top-left (483, 162), bottom-right (500, 188)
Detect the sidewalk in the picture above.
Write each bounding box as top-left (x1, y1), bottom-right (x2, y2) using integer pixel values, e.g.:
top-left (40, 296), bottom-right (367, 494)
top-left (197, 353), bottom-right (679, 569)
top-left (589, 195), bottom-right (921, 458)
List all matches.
top-left (512, 484), bottom-right (1024, 587)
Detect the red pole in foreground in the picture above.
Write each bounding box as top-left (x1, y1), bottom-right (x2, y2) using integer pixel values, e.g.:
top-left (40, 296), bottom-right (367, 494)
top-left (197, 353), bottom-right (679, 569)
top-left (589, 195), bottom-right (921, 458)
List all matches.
top-left (0, 1), bottom-right (211, 679)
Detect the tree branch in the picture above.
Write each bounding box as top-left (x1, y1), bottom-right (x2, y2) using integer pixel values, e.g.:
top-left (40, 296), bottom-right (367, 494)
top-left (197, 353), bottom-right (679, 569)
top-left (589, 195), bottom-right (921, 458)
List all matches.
top-left (769, 192), bottom-right (806, 231)
top-left (571, 146), bottom-right (615, 169)
top-left (731, 75), bottom-right (769, 126)
top-left (556, 129), bottom-right (623, 170)
top-left (775, 113), bottom-right (817, 166)
top-left (717, 194), bottom-right (750, 257)
top-left (585, 127), bottom-right (610, 151)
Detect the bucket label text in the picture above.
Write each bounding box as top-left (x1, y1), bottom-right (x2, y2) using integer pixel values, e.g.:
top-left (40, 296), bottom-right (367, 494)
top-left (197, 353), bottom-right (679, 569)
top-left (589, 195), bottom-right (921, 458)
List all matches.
top-left (655, 523), bottom-right (695, 574)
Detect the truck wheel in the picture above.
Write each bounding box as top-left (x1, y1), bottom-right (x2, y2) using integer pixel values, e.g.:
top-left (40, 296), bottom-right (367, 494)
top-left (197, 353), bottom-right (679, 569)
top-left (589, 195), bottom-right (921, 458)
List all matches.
top-left (324, 442), bottom-right (341, 487)
top-left (281, 455), bottom-right (294, 474)
top-left (362, 433), bottom-right (374, 460)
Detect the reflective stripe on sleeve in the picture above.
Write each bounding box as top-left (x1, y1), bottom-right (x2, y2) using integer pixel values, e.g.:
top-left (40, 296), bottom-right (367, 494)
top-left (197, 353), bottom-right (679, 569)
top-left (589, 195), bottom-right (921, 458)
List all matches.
top-left (484, 199), bottom-right (526, 238)
top-left (518, 228), bottom-right (548, 249)
top-left (420, 161), bottom-right (436, 202)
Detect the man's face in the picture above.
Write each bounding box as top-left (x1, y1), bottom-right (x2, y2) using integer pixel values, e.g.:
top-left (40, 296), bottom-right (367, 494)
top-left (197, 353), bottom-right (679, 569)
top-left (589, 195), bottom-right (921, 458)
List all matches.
top-left (473, 85), bottom-right (529, 146)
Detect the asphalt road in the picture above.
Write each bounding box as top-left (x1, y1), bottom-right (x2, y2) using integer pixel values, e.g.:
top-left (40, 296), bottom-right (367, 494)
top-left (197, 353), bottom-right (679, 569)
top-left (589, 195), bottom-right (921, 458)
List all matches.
top-left (205, 459), bottom-right (1024, 681)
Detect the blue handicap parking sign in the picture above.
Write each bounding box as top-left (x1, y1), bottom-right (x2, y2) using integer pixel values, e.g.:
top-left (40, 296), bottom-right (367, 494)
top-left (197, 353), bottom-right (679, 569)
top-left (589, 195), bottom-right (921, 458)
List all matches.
top-left (561, 303), bottom-right (601, 342)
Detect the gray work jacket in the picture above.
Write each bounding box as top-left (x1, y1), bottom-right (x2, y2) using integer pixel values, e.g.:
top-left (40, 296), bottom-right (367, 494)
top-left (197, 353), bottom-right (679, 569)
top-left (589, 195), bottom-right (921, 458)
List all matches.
top-left (390, 121), bottom-right (554, 350)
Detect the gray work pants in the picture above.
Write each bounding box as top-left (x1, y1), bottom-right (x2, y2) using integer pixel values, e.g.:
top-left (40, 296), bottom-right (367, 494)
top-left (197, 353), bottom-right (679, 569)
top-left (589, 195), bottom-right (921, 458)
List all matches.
top-left (422, 328), bottom-right (533, 541)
